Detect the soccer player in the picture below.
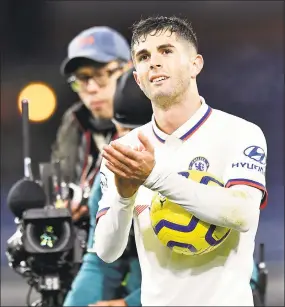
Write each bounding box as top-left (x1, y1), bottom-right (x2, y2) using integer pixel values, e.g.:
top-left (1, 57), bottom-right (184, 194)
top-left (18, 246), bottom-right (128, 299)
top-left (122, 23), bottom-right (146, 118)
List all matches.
top-left (94, 16), bottom-right (268, 306)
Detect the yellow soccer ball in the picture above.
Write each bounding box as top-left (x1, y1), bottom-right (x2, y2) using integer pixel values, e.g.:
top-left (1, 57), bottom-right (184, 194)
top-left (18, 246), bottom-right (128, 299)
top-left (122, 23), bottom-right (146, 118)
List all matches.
top-left (150, 170), bottom-right (231, 256)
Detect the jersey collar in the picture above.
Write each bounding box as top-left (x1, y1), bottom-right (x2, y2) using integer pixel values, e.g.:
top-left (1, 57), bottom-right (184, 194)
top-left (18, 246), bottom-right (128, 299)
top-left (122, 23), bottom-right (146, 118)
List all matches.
top-left (152, 96), bottom-right (212, 143)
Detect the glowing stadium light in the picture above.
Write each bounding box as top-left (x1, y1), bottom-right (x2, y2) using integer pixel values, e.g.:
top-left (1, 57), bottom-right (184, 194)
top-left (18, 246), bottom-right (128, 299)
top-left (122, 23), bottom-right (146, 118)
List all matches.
top-left (18, 83), bottom-right (57, 122)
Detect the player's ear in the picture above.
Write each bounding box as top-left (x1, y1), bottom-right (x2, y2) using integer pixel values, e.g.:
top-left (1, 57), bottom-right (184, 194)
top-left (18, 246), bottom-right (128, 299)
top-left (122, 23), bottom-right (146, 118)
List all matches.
top-left (191, 54), bottom-right (204, 78)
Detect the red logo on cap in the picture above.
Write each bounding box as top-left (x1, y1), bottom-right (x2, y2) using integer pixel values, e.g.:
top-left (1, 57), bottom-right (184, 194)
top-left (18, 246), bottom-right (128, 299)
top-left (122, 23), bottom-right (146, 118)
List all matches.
top-left (77, 35), bottom-right (95, 47)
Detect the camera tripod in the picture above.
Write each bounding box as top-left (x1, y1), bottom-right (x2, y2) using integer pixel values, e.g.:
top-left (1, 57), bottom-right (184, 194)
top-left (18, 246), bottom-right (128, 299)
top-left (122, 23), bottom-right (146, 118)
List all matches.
top-left (31, 290), bottom-right (67, 307)
top-left (26, 270), bottom-right (74, 307)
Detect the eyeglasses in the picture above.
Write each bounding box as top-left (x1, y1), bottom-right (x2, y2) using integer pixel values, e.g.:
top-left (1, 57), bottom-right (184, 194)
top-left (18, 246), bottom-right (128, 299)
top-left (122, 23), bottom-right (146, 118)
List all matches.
top-left (67, 66), bottom-right (123, 92)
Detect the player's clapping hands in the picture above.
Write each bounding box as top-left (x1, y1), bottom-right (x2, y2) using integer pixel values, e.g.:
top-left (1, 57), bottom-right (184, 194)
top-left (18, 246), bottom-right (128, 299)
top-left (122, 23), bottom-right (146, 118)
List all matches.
top-left (102, 131), bottom-right (155, 198)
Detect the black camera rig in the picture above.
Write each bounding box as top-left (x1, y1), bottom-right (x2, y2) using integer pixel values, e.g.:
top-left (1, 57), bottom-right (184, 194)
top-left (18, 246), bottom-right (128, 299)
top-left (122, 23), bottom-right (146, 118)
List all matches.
top-left (6, 100), bottom-right (88, 306)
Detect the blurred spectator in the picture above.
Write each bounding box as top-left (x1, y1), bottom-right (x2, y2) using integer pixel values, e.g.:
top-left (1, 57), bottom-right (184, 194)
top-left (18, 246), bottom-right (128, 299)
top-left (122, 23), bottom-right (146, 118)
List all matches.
top-left (51, 26), bottom-right (131, 221)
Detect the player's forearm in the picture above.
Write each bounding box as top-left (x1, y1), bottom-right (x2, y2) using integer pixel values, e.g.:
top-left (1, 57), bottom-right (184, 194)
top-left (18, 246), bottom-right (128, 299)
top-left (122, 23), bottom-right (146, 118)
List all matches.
top-left (94, 194), bottom-right (135, 263)
top-left (145, 172), bottom-right (261, 232)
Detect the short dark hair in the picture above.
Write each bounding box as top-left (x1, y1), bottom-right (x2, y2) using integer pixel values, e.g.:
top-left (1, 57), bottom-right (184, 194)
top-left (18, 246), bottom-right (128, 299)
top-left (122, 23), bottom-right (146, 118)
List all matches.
top-left (131, 16), bottom-right (198, 56)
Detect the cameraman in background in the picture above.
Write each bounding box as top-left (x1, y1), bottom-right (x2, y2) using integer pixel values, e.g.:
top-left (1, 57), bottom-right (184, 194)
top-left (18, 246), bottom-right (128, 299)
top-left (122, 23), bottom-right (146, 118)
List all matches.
top-left (64, 69), bottom-right (153, 306)
top-left (51, 26), bottom-right (131, 221)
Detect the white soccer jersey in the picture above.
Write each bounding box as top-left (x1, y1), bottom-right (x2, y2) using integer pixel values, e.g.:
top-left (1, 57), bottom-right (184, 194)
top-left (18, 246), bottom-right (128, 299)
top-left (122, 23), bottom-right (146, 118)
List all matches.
top-left (94, 97), bottom-right (267, 306)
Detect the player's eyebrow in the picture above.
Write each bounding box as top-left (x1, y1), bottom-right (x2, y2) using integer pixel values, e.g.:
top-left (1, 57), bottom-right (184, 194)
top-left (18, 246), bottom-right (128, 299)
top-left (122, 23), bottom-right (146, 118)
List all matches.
top-left (135, 43), bottom-right (175, 59)
top-left (135, 48), bottom-right (149, 60)
top-left (157, 43), bottom-right (175, 51)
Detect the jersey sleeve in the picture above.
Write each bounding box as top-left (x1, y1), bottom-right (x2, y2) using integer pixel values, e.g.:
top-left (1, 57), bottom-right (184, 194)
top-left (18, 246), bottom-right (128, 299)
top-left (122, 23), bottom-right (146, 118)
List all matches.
top-left (95, 161), bottom-right (115, 223)
top-left (88, 172), bottom-right (102, 223)
top-left (223, 124), bottom-right (268, 209)
top-left (95, 130), bottom-right (140, 223)
top-left (92, 157), bottom-right (136, 262)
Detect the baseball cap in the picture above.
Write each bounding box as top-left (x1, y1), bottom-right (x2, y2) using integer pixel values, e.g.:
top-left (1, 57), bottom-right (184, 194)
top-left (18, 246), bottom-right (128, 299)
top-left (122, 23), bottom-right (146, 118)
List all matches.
top-left (113, 69), bottom-right (153, 128)
top-left (60, 26), bottom-right (131, 75)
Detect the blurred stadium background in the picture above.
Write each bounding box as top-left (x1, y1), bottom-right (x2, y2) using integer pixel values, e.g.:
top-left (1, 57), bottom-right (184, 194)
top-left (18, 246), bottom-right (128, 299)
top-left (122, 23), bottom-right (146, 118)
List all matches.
top-left (1, 0), bottom-right (284, 305)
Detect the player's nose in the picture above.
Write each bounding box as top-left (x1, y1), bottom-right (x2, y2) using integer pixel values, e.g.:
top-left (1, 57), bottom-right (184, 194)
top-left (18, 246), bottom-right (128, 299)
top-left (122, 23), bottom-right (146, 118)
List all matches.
top-left (150, 64), bottom-right (162, 70)
top-left (149, 54), bottom-right (163, 70)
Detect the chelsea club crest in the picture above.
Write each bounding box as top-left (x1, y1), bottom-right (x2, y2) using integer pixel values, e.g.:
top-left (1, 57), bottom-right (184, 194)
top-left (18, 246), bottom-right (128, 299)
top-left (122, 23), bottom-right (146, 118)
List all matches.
top-left (189, 156), bottom-right (210, 171)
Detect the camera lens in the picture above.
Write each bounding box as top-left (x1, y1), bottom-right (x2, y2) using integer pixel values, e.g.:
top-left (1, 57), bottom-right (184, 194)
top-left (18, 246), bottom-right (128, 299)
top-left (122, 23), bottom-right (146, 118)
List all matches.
top-left (38, 225), bottom-right (59, 249)
top-left (25, 220), bottom-right (71, 253)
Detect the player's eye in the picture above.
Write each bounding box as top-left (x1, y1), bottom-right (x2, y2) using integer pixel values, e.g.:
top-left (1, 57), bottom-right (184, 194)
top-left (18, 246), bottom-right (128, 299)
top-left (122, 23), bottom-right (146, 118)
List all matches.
top-left (138, 54), bottom-right (149, 62)
top-left (162, 49), bottom-right (173, 55)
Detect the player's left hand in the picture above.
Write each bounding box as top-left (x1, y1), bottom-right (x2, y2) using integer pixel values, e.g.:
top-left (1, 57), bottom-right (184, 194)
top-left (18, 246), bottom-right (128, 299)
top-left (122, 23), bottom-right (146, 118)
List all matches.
top-left (89, 298), bottom-right (127, 306)
top-left (102, 130), bottom-right (155, 184)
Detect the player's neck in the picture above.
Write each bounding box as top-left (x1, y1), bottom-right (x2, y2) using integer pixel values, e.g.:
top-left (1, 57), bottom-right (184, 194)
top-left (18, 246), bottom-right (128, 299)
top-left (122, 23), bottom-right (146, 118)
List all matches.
top-left (152, 92), bottom-right (201, 135)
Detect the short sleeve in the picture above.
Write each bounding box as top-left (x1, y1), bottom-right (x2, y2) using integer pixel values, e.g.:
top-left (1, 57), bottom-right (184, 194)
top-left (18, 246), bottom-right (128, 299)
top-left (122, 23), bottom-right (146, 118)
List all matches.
top-left (223, 124), bottom-right (268, 209)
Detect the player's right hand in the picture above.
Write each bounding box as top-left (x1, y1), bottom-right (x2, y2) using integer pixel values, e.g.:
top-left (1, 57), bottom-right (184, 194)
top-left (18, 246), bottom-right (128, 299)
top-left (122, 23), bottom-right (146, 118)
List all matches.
top-left (102, 131), bottom-right (155, 197)
top-left (113, 143), bottom-right (146, 198)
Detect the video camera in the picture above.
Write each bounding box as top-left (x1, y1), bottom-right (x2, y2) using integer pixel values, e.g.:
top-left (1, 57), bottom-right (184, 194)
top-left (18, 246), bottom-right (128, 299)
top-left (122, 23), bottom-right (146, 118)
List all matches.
top-left (6, 100), bottom-right (88, 307)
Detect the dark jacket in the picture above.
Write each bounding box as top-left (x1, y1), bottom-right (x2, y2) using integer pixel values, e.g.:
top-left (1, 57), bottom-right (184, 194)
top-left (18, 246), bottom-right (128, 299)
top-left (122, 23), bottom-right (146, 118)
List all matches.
top-left (51, 102), bottom-right (117, 187)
